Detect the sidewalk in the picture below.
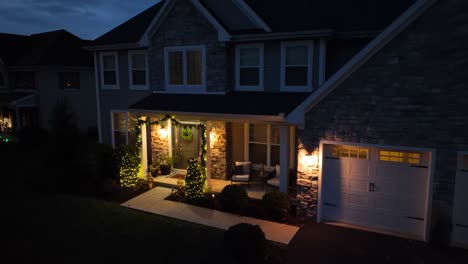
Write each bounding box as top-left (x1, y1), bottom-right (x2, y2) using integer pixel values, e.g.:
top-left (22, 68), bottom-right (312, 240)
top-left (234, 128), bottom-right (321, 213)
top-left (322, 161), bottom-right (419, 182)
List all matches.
top-left (121, 186), bottom-right (299, 245)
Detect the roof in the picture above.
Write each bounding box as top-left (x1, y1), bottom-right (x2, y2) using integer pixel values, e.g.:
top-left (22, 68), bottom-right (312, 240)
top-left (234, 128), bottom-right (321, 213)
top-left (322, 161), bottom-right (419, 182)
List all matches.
top-left (0, 30), bottom-right (92, 68)
top-left (0, 92), bottom-right (34, 107)
top-left (129, 92), bottom-right (310, 116)
top-left (90, 0), bottom-right (416, 46)
top-left (92, 1), bottom-right (165, 46)
top-left (243, 0), bottom-right (416, 33)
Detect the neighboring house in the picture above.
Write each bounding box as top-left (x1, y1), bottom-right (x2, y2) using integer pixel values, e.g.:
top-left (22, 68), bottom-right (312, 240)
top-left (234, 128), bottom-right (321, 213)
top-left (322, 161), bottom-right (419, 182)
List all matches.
top-left (86, 0), bottom-right (468, 246)
top-left (0, 30), bottom-right (97, 137)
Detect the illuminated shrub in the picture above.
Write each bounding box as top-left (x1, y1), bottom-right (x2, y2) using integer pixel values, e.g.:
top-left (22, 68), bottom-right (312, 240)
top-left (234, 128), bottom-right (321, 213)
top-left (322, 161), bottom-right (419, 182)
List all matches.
top-left (185, 158), bottom-right (204, 199)
top-left (114, 145), bottom-right (140, 188)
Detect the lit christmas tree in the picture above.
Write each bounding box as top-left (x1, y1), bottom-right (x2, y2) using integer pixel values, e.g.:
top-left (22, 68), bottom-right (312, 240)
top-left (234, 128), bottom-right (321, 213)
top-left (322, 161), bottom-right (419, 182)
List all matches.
top-left (185, 158), bottom-right (204, 199)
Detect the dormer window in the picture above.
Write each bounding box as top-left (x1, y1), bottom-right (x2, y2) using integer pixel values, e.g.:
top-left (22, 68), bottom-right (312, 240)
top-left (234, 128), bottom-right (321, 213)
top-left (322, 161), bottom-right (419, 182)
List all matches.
top-left (235, 44), bottom-right (264, 91)
top-left (100, 52), bottom-right (119, 89)
top-left (281, 41), bottom-right (313, 92)
top-left (13, 72), bottom-right (35, 90)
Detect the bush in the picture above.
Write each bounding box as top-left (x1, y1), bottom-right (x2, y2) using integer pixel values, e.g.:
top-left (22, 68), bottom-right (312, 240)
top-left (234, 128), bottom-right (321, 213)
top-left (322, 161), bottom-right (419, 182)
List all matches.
top-left (114, 145), bottom-right (140, 188)
top-left (224, 223), bottom-right (266, 263)
top-left (261, 190), bottom-right (290, 221)
top-left (185, 158), bottom-right (204, 200)
top-left (219, 184), bottom-right (248, 213)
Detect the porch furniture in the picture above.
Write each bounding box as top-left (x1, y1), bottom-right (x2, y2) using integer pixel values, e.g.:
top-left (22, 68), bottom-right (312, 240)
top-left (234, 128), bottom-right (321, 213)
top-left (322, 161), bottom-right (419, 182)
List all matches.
top-left (266, 165), bottom-right (297, 192)
top-left (230, 161), bottom-right (252, 184)
top-left (253, 169), bottom-right (274, 190)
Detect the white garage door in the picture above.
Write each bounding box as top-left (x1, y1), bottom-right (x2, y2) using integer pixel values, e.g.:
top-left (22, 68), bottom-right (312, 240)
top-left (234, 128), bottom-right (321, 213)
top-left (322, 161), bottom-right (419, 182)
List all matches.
top-left (452, 153), bottom-right (468, 248)
top-left (321, 144), bottom-right (430, 240)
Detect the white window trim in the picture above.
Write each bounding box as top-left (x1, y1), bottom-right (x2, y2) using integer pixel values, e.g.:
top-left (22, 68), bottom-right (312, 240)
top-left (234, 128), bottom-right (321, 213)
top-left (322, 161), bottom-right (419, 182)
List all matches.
top-left (164, 45), bottom-right (206, 93)
top-left (0, 71), bottom-right (5, 89)
top-left (100, 51), bottom-right (119, 90)
top-left (246, 123), bottom-right (280, 167)
top-left (280, 41), bottom-right (314, 92)
top-left (235, 43), bottom-right (264, 91)
top-left (111, 111), bottom-right (129, 149)
top-left (128, 50), bottom-right (149, 90)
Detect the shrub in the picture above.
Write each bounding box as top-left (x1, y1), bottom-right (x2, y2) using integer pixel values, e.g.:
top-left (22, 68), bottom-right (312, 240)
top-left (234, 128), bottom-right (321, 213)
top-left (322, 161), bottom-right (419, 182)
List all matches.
top-left (224, 223), bottom-right (266, 263)
top-left (219, 184), bottom-right (248, 213)
top-left (114, 145), bottom-right (140, 188)
top-left (185, 158), bottom-right (204, 200)
top-left (261, 190), bottom-right (290, 221)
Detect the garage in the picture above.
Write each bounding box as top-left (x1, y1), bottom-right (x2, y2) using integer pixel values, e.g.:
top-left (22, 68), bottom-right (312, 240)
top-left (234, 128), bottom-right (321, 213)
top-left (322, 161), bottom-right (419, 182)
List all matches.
top-left (320, 142), bottom-right (432, 240)
top-left (452, 153), bottom-right (468, 248)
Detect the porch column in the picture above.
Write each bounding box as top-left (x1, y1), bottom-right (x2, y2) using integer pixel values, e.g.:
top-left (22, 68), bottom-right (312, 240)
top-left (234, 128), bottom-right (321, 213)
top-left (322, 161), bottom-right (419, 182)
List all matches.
top-left (205, 122), bottom-right (212, 189)
top-left (140, 116), bottom-right (148, 178)
top-left (279, 125), bottom-right (289, 193)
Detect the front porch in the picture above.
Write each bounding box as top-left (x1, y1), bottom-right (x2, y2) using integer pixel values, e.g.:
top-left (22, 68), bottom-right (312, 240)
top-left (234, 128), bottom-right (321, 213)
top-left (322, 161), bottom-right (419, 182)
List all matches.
top-left (128, 112), bottom-right (297, 197)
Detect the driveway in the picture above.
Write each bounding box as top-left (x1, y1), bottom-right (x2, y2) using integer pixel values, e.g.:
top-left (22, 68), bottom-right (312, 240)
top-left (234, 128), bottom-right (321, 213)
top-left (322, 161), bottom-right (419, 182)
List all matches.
top-left (288, 222), bottom-right (468, 264)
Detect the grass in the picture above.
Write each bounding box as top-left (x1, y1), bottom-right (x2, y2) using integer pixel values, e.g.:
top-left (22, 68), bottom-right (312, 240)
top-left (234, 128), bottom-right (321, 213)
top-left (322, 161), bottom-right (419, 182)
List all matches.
top-left (4, 191), bottom-right (235, 263)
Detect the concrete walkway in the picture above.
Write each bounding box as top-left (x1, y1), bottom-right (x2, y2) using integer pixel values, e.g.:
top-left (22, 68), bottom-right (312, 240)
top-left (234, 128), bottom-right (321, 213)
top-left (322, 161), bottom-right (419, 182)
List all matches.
top-left (121, 187), bottom-right (299, 245)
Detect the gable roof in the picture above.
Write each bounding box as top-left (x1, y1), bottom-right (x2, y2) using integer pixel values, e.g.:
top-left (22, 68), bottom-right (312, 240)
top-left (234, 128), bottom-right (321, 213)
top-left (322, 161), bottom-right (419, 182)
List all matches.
top-left (286, 0), bottom-right (437, 126)
top-left (129, 92), bottom-right (310, 117)
top-left (0, 30), bottom-right (92, 68)
top-left (92, 1), bottom-right (165, 46)
top-left (243, 0), bottom-right (416, 33)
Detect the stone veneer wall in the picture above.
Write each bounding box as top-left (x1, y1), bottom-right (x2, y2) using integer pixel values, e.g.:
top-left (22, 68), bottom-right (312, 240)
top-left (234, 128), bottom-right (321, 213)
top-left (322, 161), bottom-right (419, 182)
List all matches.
top-left (209, 121), bottom-right (227, 180)
top-left (295, 145), bottom-right (320, 220)
top-left (150, 124), bottom-right (169, 163)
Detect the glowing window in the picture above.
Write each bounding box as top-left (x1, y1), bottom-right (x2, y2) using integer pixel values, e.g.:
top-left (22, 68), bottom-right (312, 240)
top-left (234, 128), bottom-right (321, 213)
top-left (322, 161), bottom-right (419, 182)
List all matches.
top-left (333, 146), bottom-right (368, 159)
top-left (379, 150), bottom-right (420, 164)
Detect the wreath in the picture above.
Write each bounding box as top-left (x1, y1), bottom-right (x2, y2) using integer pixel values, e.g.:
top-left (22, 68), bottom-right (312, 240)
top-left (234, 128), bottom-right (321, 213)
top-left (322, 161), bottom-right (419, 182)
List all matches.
top-left (181, 127), bottom-right (193, 141)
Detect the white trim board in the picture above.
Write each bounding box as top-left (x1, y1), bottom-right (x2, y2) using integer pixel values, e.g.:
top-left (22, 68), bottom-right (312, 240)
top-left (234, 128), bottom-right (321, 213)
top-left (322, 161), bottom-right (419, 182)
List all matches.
top-left (232, 0), bottom-right (272, 32)
top-left (287, 0), bottom-right (438, 127)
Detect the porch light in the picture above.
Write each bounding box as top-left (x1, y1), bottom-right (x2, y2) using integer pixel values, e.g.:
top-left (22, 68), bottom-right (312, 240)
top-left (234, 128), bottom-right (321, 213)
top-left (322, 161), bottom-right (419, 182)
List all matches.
top-left (303, 154), bottom-right (314, 167)
top-left (159, 125), bottom-right (168, 138)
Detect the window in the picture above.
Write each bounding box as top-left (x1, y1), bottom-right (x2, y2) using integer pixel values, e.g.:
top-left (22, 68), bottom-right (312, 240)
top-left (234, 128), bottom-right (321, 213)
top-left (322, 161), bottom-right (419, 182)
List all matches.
top-left (236, 44), bottom-right (263, 91)
top-left (379, 150), bottom-right (420, 164)
top-left (13, 72), bottom-right (35, 90)
top-left (59, 72), bottom-right (80, 89)
top-left (112, 112), bottom-right (137, 148)
top-left (128, 51), bottom-right (148, 89)
top-left (0, 72), bottom-right (4, 88)
top-left (248, 124), bottom-right (280, 166)
top-left (332, 145), bottom-right (369, 159)
top-left (281, 41), bottom-right (313, 91)
top-left (164, 46), bottom-right (205, 91)
top-left (100, 52), bottom-right (119, 89)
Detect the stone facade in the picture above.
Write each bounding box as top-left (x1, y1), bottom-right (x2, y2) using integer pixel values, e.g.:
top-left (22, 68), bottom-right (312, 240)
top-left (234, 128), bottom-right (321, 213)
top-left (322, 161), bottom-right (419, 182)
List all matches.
top-left (295, 146), bottom-right (319, 220)
top-left (150, 123), bottom-right (169, 164)
top-left (209, 121), bottom-right (227, 180)
top-left (148, 0), bottom-right (229, 92)
top-left (296, 0), bottom-right (468, 242)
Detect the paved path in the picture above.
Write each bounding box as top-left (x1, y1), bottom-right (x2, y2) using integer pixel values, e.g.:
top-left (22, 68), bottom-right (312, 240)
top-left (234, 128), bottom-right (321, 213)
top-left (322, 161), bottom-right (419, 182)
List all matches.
top-left (121, 187), bottom-right (299, 245)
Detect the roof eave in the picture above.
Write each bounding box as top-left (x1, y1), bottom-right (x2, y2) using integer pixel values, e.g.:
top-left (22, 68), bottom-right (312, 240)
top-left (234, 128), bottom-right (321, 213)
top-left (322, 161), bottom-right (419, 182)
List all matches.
top-left (83, 43), bottom-right (142, 51)
top-left (231, 29), bottom-right (333, 42)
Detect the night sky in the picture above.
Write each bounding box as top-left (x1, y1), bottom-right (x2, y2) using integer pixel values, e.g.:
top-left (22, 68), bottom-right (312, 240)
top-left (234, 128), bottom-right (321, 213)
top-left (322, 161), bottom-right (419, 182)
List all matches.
top-left (0, 0), bottom-right (161, 40)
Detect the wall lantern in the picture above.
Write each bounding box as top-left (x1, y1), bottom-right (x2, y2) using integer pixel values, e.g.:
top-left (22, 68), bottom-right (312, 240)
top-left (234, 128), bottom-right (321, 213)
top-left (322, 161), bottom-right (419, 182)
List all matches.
top-left (159, 125), bottom-right (168, 138)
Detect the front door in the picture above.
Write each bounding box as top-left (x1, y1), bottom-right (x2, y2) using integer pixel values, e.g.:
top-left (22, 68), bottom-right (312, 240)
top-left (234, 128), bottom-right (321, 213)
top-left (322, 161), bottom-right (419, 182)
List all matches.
top-left (172, 126), bottom-right (200, 170)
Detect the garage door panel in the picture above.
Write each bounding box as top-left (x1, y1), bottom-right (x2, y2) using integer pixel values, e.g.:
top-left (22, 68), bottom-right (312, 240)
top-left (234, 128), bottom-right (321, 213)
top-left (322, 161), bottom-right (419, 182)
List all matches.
top-left (322, 144), bottom-right (430, 240)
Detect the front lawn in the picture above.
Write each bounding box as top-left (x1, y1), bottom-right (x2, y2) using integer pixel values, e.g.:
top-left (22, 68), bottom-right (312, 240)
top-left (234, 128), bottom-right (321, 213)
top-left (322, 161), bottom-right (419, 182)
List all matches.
top-left (5, 192), bottom-right (235, 263)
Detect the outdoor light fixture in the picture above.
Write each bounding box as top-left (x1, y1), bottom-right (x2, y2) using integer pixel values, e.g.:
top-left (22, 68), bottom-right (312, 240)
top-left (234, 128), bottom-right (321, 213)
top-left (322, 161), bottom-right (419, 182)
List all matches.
top-left (159, 125), bottom-right (168, 138)
top-left (303, 154), bottom-right (314, 167)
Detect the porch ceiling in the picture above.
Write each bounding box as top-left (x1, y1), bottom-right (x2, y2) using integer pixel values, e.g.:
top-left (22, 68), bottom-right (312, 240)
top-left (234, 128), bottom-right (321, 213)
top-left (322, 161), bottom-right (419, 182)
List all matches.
top-left (129, 91), bottom-right (310, 117)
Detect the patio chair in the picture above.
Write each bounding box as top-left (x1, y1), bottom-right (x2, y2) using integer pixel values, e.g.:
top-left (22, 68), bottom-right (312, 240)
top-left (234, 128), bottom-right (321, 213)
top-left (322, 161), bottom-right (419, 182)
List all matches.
top-left (267, 165), bottom-right (297, 191)
top-left (230, 161), bottom-right (252, 184)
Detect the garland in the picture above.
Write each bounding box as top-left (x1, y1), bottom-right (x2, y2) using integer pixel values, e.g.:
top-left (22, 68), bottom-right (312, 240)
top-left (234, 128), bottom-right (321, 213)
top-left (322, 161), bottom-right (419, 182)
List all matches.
top-left (134, 115), bottom-right (207, 168)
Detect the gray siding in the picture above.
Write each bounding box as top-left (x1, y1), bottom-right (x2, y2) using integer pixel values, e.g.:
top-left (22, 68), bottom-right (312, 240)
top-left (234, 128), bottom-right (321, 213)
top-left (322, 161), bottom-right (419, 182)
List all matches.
top-left (149, 0), bottom-right (228, 92)
top-left (264, 41), bottom-right (280, 92)
top-left (36, 69), bottom-right (97, 133)
top-left (297, 0), bottom-right (468, 242)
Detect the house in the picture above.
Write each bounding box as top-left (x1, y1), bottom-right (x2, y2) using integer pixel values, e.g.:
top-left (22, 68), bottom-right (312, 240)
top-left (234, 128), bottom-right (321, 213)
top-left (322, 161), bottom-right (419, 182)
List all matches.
top-left (0, 30), bottom-right (97, 138)
top-left (85, 0), bottom-right (468, 246)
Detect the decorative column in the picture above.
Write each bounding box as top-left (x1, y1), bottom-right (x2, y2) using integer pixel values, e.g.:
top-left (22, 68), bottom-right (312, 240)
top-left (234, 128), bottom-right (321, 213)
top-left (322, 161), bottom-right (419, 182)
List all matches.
top-left (140, 116), bottom-right (148, 178)
top-left (206, 121), bottom-right (212, 189)
top-left (279, 125), bottom-right (289, 193)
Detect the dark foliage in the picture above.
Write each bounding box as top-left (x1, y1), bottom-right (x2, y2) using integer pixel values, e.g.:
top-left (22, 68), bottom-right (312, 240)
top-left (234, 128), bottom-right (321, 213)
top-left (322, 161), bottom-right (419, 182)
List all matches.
top-left (224, 223), bottom-right (267, 263)
top-left (261, 190), bottom-right (291, 221)
top-left (219, 184), bottom-right (248, 213)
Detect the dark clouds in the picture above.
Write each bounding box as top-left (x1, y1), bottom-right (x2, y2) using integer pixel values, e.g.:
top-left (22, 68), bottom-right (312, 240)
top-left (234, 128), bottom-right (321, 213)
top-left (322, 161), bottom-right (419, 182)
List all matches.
top-left (0, 0), bottom-right (160, 40)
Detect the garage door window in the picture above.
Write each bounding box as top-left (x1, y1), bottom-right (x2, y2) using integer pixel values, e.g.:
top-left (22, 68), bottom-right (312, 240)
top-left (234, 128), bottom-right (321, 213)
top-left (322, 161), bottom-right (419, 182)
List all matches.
top-left (332, 145), bottom-right (368, 159)
top-left (379, 150), bottom-right (420, 164)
